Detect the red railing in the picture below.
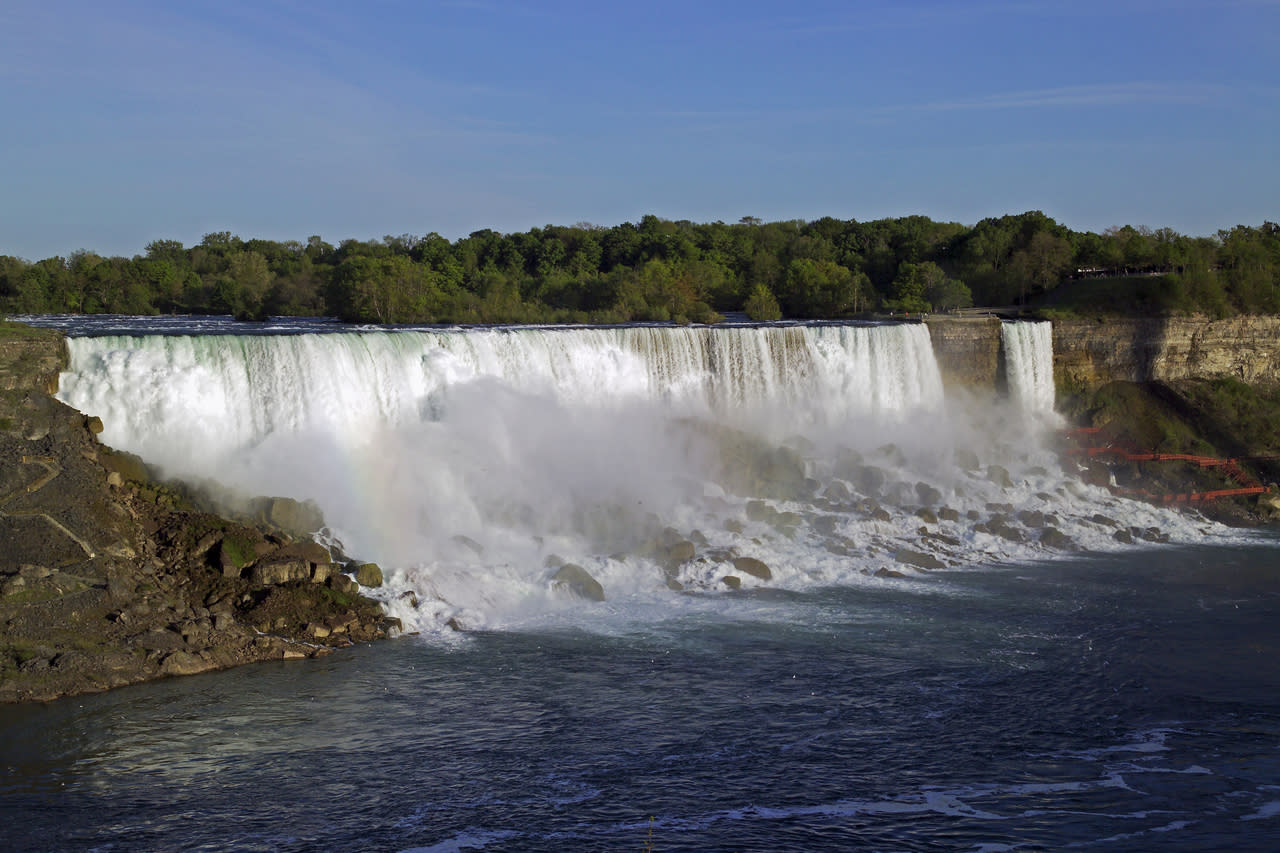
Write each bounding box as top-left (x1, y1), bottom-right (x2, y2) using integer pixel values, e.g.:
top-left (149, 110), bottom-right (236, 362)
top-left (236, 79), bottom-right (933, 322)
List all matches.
top-left (1061, 428), bottom-right (1268, 503)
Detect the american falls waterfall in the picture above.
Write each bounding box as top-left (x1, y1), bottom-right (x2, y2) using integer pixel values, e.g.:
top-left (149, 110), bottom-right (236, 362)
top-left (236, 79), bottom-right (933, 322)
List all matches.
top-left (57, 320), bottom-right (1223, 635)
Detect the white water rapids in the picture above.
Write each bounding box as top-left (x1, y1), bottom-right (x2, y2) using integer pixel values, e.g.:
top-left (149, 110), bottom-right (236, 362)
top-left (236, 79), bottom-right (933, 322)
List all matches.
top-left (57, 321), bottom-right (1228, 635)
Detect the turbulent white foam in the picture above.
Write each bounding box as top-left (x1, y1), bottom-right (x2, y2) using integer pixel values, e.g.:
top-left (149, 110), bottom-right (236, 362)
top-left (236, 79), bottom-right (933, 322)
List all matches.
top-left (1002, 320), bottom-right (1057, 416)
top-left (57, 322), bottom-right (1234, 636)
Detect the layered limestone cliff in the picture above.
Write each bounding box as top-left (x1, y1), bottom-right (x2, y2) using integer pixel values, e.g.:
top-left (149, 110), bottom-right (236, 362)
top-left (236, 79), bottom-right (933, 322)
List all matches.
top-left (1052, 316), bottom-right (1280, 391)
top-left (923, 317), bottom-right (1004, 392)
top-left (926, 315), bottom-right (1280, 393)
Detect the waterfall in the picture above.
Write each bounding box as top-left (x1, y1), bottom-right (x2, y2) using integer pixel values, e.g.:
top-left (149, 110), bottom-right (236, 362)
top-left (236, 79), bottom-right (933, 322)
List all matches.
top-left (55, 319), bottom-right (1222, 635)
top-left (1001, 321), bottom-right (1056, 414)
top-left (59, 324), bottom-right (945, 477)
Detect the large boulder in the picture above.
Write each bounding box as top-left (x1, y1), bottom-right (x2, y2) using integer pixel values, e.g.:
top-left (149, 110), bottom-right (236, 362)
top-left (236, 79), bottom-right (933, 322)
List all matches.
top-left (256, 497), bottom-right (325, 539)
top-left (354, 562), bottom-right (384, 588)
top-left (551, 563), bottom-right (605, 602)
top-left (895, 549), bottom-right (945, 570)
top-left (987, 465), bottom-right (1014, 488)
top-left (731, 556), bottom-right (772, 580)
top-left (250, 559), bottom-right (311, 587)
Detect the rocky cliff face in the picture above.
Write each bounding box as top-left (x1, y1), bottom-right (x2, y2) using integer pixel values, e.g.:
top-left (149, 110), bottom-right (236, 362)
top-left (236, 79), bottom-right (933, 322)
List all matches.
top-left (924, 317), bottom-right (1004, 392)
top-left (0, 324), bottom-right (396, 703)
top-left (1052, 316), bottom-right (1280, 391)
top-left (927, 315), bottom-right (1280, 394)
top-left (0, 325), bottom-right (64, 393)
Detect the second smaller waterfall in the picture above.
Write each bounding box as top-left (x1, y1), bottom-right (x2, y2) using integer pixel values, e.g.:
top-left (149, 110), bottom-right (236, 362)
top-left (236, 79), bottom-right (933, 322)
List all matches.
top-left (1002, 321), bottom-right (1056, 414)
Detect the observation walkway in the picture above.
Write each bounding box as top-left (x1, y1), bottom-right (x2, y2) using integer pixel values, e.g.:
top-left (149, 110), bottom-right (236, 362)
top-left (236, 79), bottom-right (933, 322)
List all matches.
top-left (1063, 427), bottom-right (1269, 504)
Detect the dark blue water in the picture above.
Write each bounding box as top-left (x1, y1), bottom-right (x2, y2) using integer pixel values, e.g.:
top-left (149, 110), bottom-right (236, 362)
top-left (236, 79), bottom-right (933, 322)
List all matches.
top-left (2, 542), bottom-right (1279, 852)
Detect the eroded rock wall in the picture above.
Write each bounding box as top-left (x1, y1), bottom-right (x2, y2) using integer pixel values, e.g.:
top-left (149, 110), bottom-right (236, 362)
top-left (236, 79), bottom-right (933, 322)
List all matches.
top-left (927, 315), bottom-right (1280, 396)
top-left (0, 326), bottom-right (65, 393)
top-left (923, 317), bottom-right (1003, 392)
top-left (1053, 316), bottom-right (1280, 390)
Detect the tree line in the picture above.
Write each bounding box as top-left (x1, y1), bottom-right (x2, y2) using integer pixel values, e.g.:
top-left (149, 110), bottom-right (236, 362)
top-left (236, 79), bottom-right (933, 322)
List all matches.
top-left (2, 213), bottom-right (1277, 323)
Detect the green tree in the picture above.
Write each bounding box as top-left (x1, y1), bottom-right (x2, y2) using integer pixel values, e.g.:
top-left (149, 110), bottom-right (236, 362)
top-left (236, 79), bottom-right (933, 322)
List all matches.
top-left (885, 262), bottom-right (933, 314)
top-left (1008, 231), bottom-right (1072, 304)
top-left (781, 258), bottom-right (865, 317)
top-left (743, 283), bottom-right (782, 321)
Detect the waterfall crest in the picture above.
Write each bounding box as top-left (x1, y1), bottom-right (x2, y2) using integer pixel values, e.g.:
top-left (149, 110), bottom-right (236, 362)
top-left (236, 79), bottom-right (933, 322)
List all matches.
top-left (60, 324), bottom-right (944, 473)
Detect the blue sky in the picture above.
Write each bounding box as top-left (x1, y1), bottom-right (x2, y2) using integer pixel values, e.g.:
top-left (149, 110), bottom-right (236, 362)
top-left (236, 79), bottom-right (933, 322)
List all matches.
top-left (2, 0), bottom-right (1277, 260)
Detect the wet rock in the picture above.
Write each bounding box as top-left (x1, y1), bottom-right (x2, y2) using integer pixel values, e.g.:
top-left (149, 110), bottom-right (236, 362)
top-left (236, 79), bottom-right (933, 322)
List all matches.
top-left (987, 465), bottom-right (1014, 488)
top-left (939, 507), bottom-right (961, 523)
top-left (915, 482), bottom-right (943, 506)
top-left (1113, 528), bottom-right (1135, 544)
top-left (895, 549), bottom-right (945, 570)
top-left (1017, 510), bottom-right (1046, 528)
top-left (874, 567), bottom-right (909, 579)
top-left (665, 540), bottom-right (696, 563)
top-left (976, 515), bottom-right (1025, 542)
top-left (551, 563), bottom-right (605, 602)
top-left (884, 481), bottom-right (917, 506)
top-left (775, 511), bottom-right (804, 528)
top-left (915, 508), bottom-right (939, 524)
top-left (1081, 460), bottom-right (1112, 487)
top-left (954, 448), bottom-right (982, 471)
top-left (823, 480), bottom-right (853, 502)
top-left (354, 563), bottom-right (384, 588)
top-left (722, 575), bottom-right (742, 590)
top-left (813, 515), bottom-right (841, 536)
top-left (851, 465), bottom-right (888, 497)
top-left (1039, 528), bottom-right (1073, 549)
top-left (731, 556), bottom-right (772, 580)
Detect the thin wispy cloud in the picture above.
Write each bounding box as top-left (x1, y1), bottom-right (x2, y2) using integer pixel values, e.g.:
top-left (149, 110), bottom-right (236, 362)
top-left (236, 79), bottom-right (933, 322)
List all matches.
top-left (891, 82), bottom-right (1229, 113)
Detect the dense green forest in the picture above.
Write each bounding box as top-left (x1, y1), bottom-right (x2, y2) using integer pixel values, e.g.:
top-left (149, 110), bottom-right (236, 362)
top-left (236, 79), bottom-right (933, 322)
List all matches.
top-left (2, 213), bottom-right (1277, 323)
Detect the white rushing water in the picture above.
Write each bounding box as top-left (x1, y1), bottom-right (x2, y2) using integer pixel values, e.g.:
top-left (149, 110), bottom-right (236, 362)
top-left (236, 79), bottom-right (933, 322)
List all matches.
top-left (57, 321), bottom-right (1229, 636)
top-left (1001, 320), bottom-right (1057, 416)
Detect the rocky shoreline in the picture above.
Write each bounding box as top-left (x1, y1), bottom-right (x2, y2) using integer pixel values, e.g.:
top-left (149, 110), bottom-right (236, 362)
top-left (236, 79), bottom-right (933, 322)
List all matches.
top-left (1, 323), bottom-right (397, 703)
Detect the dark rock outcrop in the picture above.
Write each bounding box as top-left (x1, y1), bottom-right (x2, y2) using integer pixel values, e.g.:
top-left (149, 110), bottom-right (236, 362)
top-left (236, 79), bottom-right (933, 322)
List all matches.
top-left (0, 325), bottom-right (394, 703)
